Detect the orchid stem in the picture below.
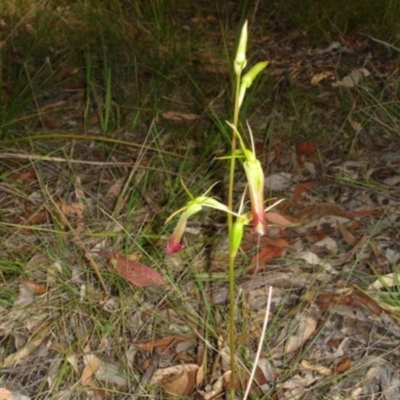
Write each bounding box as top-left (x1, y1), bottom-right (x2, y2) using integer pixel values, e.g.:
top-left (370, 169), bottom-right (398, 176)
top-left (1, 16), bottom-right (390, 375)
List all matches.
top-left (227, 65), bottom-right (242, 399)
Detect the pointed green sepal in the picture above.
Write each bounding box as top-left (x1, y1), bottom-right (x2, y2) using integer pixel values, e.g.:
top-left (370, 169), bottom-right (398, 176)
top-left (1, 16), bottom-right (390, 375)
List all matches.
top-left (234, 20), bottom-right (248, 75)
top-left (241, 61), bottom-right (269, 88)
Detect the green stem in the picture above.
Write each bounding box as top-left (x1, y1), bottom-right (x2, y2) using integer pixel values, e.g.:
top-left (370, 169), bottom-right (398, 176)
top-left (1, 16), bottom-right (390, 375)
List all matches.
top-left (228, 252), bottom-right (236, 399)
top-left (227, 71), bottom-right (242, 398)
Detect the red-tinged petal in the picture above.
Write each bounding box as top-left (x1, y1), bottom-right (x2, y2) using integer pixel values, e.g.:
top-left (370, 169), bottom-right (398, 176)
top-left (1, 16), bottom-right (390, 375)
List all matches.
top-left (243, 158), bottom-right (268, 236)
top-left (252, 210), bottom-right (268, 236)
top-left (166, 212), bottom-right (190, 256)
top-left (166, 237), bottom-right (185, 256)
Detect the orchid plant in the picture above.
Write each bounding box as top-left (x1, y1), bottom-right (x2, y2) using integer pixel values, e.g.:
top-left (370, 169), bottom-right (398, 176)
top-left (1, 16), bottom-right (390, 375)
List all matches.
top-left (165, 21), bottom-right (271, 397)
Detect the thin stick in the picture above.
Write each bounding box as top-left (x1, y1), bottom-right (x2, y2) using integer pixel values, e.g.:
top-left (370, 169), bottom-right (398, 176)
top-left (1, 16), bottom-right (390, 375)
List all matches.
top-left (243, 285), bottom-right (273, 400)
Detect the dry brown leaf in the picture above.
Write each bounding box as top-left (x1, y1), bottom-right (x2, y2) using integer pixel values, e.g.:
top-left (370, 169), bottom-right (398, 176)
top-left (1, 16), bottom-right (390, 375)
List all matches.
top-left (316, 287), bottom-right (385, 316)
top-left (53, 199), bottom-right (86, 231)
top-left (22, 205), bottom-right (50, 225)
top-left (332, 68), bottom-right (370, 88)
top-left (278, 371), bottom-right (317, 397)
top-left (351, 287), bottom-right (385, 315)
top-left (310, 71), bottom-right (331, 85)
top-left (296, 141), bottom-right (317, 156)
top-left (294, 203), bottom-right (354, 219)
top-left (162, 366), bottom-right (196, 397)
top-left (349, 119), bottom-right (362, 133)
top-left (196, 360), bottom-right (205, 387)
top-left (67, 354), bottom-right (79, 374)
top-left (255, 358), bottom-right (276, 385)
top-left (265, 211), bottom-right (293, 227)
top-left (203, 64), bottom-right (229, 74)
top-left (241, 234), bottom-right (291, 252)
top-left (150, 364), bottom-right (198, 386)
top-left (190, 15), bottom-right (217, 23)
top-left (58, 200), bottom-right (85, 219)
top-left (347, 208), bottom-right (381, 218)
top-left (197, 371), bottom-right (231, 400)
top-left (295, 251), bottom-right (334, 273)
top-left (311, 237), bottom-right (337, 252)
top-left (1, 323), bottom-right (50, 367)
top-left (316, 291), bottom-right (347, 310)
top-left (337, 221), bottom-right (358, 245)
top-left (336, 357), bottom-right (352, 373)
top-left (293, 181), bottom-right (315, 200)
top-left (254, 141), bottom-right (264, 156)
top-left (13, 283), bottom-right (35, 308)
top-left (161, 111), bottom-right (200, 121)
top-left (108, 252), bottom-right (166, 287)
top-left (82, 355), bottom-right (100, 386)
top-left (337, 235), bottom-right (368, 263)
top-left (369, 273), bottom-right (400, 290)
top-left (21, 280), bottom-right (47, 295)
top-left (134, 335), bottom-right (192, 353)
top-left (247, 245), bottom-right (284, 274)
top-left (0, 388), bottom-right (12, 400)
top-left (95, 360), bottom-right (128, 387)
top-left (10, 170), bottom-right (36, 183)
top-left (284, 317), bottom-right (317, 355)
top-left (106, 180), bottom-right (123, 198)
top-left (301, 359), bottom-right (332, 376)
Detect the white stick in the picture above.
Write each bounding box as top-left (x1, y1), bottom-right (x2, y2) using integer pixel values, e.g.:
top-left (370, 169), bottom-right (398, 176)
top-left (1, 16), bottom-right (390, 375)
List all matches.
top-left (243, 285), bottom-right (273, 400)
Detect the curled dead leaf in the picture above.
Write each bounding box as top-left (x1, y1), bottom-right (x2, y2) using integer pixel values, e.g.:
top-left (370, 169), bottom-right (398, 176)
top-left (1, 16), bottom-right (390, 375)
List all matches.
top-left (336, 357), bottom-right (352, 373)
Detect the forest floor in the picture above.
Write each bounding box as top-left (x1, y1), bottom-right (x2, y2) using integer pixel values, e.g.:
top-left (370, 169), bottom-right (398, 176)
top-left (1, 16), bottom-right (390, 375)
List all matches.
top-left (1, 2), bottom-right (400, 399)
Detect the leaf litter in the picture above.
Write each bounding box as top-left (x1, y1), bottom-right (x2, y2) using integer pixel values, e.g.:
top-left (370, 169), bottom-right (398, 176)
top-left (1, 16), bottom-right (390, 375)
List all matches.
top-left (1, 16), bottom-right (400, 400)
top-left (1, 124), bottom-right (399, 398)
